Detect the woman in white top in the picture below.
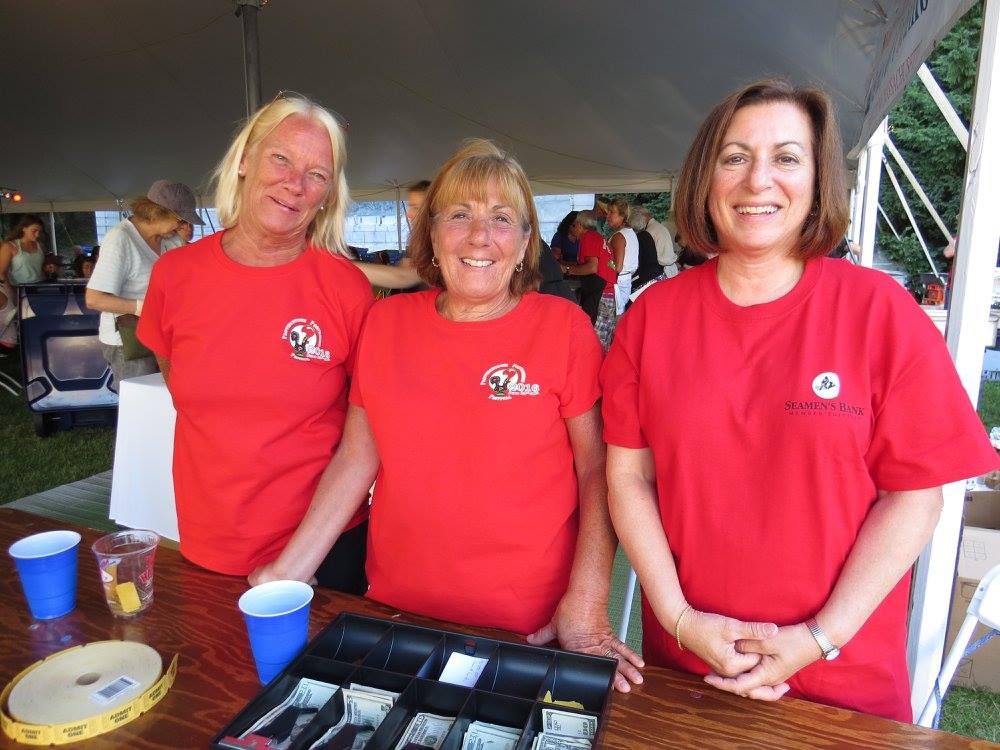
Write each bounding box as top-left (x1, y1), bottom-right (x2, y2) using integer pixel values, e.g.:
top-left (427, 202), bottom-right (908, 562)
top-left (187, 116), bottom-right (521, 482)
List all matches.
top-left (607, 198), bottom-right (639, 315)
top-left (86, 180), bottom-right (203, 389)
top-left (0, 215), bottom-right (46, 348)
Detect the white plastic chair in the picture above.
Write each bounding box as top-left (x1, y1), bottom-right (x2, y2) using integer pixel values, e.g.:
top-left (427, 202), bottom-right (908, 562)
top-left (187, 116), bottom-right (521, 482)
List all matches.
top-left (916, 564), bottom-right (1000, 728)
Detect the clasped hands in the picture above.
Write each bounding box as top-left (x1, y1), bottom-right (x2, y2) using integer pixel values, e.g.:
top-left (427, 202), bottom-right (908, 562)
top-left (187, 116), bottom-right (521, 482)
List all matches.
top-left (684, 610), bottom-right (823, 701)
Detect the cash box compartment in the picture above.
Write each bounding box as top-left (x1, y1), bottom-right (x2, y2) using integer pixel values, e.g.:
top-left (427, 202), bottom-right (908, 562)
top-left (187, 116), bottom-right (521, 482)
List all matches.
top-left (213, 613), bottom-right (616, 750)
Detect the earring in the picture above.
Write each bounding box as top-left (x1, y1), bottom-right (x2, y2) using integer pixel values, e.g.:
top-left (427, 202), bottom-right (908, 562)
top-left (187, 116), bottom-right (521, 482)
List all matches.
top-left (515, 261), bottom-right (524, 272)
top-left (431, 256), bottom-right (439, 267)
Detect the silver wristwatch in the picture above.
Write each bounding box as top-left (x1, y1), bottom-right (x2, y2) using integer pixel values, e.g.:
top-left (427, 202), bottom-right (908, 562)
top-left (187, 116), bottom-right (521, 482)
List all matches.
top-left (805, 618), bottom-right (840, 660)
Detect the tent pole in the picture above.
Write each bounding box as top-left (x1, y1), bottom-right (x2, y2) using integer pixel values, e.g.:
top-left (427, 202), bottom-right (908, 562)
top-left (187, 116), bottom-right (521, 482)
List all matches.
top-left (884, 135), bottom-right (952, 241)
top-left (881, 158), bottom-right (943, 281)
top-left (918, 63), bottom-right (970, 150)
top-left (236, 0), bottom-right (263, 117)
top-left (848, 186), bottom-right (858, 243)
top-left (908, 0), bottom-right (1000, 720)
top-left (858, 120), bottom-right (887, 268)
top-left (47, 209), bottom-right (57, 253)
top-left (395, 184), bottom-right (403, 253)
top-left (849, 156), bottom-right (867, 246)
top-left (877, 203), bottom-right (901, 239)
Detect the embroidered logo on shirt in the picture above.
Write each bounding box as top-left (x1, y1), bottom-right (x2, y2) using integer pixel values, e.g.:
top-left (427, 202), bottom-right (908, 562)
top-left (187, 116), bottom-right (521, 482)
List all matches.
top-left (785, 370), bottom-right (865, 418)
top-left (480, 363), bottom-right (540, 401)
top-left (281, 318), bottom-right (331, 362)
top-left (811, 372), bottom-right (840, 399)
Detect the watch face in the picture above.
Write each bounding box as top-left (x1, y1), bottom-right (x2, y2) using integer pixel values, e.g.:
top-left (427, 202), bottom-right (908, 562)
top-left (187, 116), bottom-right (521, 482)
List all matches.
top-left (825, 647), bottom-right (840, 661)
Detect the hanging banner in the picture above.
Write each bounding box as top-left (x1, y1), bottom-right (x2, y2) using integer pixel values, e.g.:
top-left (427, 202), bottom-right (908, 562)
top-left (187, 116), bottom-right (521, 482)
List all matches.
top-left (857, 0), bottom-right (973, 152)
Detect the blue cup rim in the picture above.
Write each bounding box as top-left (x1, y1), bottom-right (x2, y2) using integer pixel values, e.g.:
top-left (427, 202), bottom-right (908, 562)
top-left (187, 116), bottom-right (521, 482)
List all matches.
top-left (8, 530), bottom-right (82, 560)
top-left (239, 580), bottom-right (314, 618)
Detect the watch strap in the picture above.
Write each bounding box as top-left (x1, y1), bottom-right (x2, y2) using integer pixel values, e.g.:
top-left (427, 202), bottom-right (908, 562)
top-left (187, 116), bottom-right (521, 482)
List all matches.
top-left (805, 617), bottom-right (839, 659)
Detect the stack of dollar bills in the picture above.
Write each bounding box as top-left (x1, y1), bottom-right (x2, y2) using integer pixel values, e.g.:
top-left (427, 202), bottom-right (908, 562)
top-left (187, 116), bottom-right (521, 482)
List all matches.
top-left (308, 683), bottom-right (401, 749)
top-left (530, 708), bottom-right (597, 750)
top-left (459, 720), bottom-right (522, 749)
top-left (392, 712), bottom-right (455, 749)
top-left (225, 677), bottom-right (340, 750)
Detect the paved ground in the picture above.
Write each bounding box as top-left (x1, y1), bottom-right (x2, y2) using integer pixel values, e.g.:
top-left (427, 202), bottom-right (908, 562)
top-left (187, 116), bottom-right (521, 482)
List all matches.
top-left (6, 471), bottom-right (116, 531)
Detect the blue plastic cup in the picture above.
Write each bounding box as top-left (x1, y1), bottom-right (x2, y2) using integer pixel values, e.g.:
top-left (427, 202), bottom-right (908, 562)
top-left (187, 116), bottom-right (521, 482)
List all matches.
top-left (238, 580), bottom-right (314, 684)
top-left (8, 530), bottom-right (82, 619)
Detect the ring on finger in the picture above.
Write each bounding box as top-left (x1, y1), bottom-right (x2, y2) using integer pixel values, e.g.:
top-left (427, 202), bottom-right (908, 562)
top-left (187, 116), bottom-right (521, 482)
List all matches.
top-left (603, 646), bottom-right (617, 659)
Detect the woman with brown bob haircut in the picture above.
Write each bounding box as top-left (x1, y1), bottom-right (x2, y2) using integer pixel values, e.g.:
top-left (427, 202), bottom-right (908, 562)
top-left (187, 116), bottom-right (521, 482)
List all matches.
top-left (601, 79), bottom-right (996, 720)
top-left (253, 139), bottom-right (645, 693)
top-left (674, 80), bottom-right (848, 258)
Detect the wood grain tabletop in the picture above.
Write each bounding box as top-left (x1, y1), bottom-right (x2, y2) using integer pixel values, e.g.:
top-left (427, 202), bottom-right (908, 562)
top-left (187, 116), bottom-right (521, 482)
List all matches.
top-left (0, 509), bottom-right (993, 749)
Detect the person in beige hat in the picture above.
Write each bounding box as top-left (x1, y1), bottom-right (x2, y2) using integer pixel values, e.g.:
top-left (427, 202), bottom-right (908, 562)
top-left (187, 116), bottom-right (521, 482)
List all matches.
top-left (85, 180), bottom-right (203, 390)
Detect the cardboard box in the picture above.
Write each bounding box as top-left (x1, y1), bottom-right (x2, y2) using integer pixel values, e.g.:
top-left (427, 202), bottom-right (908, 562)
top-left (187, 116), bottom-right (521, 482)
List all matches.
top-left (945, 490), bottom-right (1000, 691)
top-left (963, 490), bottom-right (1000, 529)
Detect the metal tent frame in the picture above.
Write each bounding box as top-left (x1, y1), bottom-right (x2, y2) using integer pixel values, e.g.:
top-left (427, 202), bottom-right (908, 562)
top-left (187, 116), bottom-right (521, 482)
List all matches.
top-left (849, 0), bottom-right (1000, 716)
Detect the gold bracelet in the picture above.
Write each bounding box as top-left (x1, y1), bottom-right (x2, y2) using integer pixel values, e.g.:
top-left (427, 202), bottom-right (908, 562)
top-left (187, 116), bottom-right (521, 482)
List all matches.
top-left (675, 604), bottom-right (693, 652)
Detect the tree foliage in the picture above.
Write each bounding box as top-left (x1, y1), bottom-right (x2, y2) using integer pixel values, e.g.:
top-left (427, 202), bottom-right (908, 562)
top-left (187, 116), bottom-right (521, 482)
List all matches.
top-left (878, 1), bottom-right (983, 290)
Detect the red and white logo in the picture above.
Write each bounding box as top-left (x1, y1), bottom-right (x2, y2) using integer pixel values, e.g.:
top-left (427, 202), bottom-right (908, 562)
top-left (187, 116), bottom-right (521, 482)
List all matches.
top-left (480, 363), bottom-right (540, 401)
top-left (281, 318), bottom-right (330, 362)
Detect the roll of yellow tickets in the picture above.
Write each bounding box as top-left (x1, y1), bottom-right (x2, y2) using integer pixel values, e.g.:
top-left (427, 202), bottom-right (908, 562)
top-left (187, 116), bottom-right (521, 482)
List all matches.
top-left (0, 641), bottom-right (177, 745)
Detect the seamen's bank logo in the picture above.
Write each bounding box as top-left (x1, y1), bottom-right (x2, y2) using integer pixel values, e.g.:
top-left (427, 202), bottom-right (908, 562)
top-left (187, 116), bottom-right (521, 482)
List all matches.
top-left (480, 363), bottom-right (540, 401)
top-left (812, 371), bottom-right (841, 399)
top-left (281, 318), bottom-right (331, 362)
top-left (785, 371), bottom-right (864, 417)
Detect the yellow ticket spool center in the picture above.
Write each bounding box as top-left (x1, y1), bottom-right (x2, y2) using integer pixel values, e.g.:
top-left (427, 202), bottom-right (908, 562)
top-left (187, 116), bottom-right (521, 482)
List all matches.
top-left (1, 641), bottom-right (177, 745)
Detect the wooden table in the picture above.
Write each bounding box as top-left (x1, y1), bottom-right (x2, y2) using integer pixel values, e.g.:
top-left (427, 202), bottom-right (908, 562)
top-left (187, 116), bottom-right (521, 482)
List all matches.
top-left (0, 509), bottom-right (993, 749)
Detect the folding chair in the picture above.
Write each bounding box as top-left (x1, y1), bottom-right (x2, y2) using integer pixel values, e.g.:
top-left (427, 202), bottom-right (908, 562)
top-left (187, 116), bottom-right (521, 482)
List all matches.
top-left (916, 564), bottom-right (1000, 728)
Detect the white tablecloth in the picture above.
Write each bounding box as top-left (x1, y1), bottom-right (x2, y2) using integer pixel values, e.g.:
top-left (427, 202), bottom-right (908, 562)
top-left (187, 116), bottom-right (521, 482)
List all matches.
top-left (108, 372), bottom-right (179, 541)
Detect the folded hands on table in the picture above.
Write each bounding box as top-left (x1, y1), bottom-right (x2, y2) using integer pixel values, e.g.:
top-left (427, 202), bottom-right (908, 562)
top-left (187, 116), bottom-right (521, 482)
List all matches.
top-left (682, 608), bottom-right (824, 701)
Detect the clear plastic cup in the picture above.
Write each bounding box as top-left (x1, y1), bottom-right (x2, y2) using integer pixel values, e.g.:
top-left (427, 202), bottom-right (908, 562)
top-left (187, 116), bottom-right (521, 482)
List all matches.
top-left (91, 530), bottom-right (160, 617)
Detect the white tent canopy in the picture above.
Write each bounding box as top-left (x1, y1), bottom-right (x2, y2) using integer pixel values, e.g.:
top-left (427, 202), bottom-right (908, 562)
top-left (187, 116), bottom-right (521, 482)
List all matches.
top-left (0, 0), bottom-right (964, 212)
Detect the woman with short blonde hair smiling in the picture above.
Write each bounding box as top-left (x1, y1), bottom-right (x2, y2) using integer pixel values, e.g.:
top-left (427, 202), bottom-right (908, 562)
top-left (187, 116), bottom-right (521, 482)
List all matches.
top-left (138, 94), bottom-right (374, 591)
top-left (213, 94), bottom-right (350, 256)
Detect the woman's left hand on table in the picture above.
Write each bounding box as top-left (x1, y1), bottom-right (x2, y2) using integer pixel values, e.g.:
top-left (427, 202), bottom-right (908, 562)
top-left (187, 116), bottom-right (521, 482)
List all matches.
top-left (527, 591), bottom-right (644, 693)
top-left (703, 622), bottom-right (820, 700)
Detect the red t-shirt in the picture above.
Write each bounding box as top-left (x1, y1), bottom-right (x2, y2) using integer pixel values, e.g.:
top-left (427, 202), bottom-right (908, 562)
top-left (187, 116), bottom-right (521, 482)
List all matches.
top-left (138, 232), bottom-right (374, 575)
top-left (350, 290), bottom-right (602, 634)
top-left (576, 230), bottom-right (615, 291)
top-left (601, 257), bottom-right (998, 721)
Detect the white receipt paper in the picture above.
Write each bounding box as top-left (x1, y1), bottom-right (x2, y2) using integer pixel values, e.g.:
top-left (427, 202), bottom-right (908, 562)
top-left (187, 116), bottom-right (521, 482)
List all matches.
top-left (438, 652), bottom-right (488, 687)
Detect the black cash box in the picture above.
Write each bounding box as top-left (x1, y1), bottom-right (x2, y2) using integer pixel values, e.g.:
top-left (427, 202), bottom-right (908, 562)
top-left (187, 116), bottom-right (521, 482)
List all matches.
top-left (212, 612), bottom-right (618, 749)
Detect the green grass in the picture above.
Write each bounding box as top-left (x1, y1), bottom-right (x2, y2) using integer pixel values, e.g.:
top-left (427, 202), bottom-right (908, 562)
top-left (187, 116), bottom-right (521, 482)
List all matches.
top-left (940, 686), bottom-right (1000, 742)
top-left (978, 380), bottom-right (1000, 431)
top-left (946, 380), bottom-right (1000, 740)
top-left (0, 346), bottom-right (114, 505)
